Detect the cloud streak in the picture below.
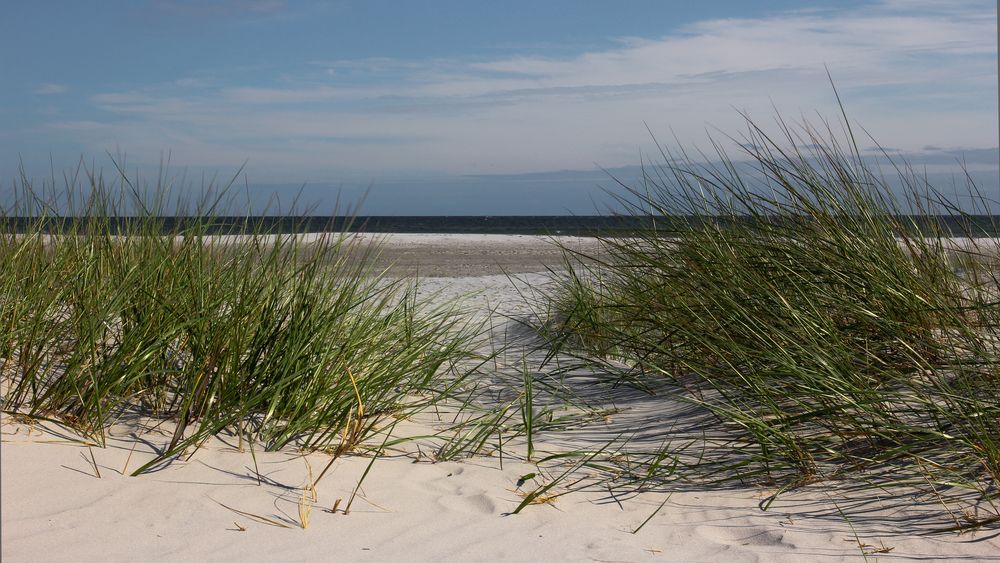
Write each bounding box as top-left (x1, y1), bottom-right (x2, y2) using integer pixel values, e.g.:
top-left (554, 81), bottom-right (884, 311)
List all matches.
top-left (35, 83), bottom-right (68, 95)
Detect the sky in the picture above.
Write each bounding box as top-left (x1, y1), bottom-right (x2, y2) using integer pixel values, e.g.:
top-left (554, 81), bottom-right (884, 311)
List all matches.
top-left (1, 0), bottom-right (997, 214)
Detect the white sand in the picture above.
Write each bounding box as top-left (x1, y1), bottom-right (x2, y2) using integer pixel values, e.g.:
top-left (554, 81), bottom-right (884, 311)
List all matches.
top-left (3, 236), bottom-right (999, 562)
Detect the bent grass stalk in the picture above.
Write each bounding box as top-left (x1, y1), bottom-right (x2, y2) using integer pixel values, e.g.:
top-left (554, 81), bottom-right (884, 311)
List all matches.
top-left (313, 366), bottom-right (365, 488)
top-left (211, 497), bottom-right (292, 529)
top-left (520, 356), bottom-right (534, 462)
top-left (511, 437), bottom-right (619, 515)
top-left (632, 494), bottom-right (671, 534)
top-left (298, 457), bottom-right (316, 529)
top-left (343, 424), bottom-right (394, 515)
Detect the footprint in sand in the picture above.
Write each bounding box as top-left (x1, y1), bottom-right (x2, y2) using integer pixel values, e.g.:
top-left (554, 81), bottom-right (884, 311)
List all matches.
top-left (419, 466), bottom-right (498, 515)
top-left (437, 490), bottom-right (498, 515)
top-left (695, 525), bottom-right (793, 549)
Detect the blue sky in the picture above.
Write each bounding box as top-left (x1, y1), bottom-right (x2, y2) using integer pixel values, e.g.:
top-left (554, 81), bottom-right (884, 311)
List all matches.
top-left (1, 0), bottom-right (997, 213)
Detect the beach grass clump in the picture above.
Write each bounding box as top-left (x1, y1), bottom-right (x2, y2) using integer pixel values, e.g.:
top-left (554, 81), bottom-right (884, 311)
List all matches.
top-left (0, 166), bottom-right (477, 474)
top-left (547, 112), bottom-right (1000, 526)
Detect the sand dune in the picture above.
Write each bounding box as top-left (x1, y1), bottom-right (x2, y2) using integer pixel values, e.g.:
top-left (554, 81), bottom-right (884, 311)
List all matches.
top-left (3, 237), bottom-right (998, 562)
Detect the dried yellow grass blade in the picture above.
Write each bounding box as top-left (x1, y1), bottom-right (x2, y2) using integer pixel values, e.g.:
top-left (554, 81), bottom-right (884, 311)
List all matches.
top-left (211, 498), bottom-right (292, 529)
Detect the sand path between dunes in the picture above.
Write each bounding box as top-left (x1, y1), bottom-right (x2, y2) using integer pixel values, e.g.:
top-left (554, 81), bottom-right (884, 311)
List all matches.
top-left (3, 235), bottom-right (999, 562)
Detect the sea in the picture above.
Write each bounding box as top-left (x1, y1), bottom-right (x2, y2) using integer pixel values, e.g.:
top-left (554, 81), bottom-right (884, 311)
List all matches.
top-left (4, 215), bottom-right (1000, 237)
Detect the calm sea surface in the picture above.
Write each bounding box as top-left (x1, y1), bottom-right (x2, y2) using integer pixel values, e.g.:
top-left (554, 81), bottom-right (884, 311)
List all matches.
top-left (6, 216), bottom-right (1000, 237)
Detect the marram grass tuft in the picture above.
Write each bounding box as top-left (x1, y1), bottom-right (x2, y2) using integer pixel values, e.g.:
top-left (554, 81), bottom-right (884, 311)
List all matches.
top-left (0, 163), bottom-right (478, 474)
top-left (546, 110), bottom-right (1000, 530)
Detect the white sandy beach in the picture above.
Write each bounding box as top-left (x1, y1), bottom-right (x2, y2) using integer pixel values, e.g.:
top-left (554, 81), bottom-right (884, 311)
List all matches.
top-left (3, 235), bottom-right (999, 562)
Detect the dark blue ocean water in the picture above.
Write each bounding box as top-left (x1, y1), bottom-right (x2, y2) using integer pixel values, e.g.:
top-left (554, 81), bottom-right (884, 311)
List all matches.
top-left (5, 215), bottom-right (1000, 237)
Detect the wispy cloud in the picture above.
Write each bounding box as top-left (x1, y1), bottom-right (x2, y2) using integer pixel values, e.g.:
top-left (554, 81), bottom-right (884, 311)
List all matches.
top-left (35, 83), bottom-right (68, 95)
top-left (151, 0), bottom-right (288, 18)
top-left (47, 120), bottom-right (115, 131)
top-left (59, 0), bottom-right (999, 179)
